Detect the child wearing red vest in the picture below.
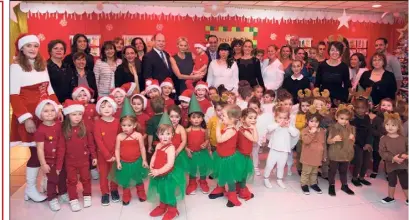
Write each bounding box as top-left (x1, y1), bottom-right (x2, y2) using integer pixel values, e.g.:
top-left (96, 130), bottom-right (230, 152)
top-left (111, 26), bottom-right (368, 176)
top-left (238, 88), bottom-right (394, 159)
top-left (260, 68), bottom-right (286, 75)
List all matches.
top-left (131, 94), bottom-right (150, 144)
top-left (179, 89), bottom-right (193, 128)
top-left (147, 114), bottom-right (187, 220)
top-left (185, 43), bottom-right (209, 89)
top-left (110, 98), bottom-right (148, 205)
top-left (195, 81), bottom-right (212, 114)
top-left (93, 95), bottom-right (121, 206)
top-left (56, 99), bottom-right (97, 212)
top-left (160, 77), bottom-right (176, 110)
top-left (168, 105), bottom-right (189, 174)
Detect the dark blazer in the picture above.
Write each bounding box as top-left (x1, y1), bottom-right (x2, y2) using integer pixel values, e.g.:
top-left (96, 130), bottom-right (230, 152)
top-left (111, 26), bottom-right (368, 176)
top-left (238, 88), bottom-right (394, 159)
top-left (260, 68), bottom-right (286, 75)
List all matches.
top-left (47, 59), bottom-right (76, 104)
top-left (72, 69), bottom-right (98, 102)
top-left (63, 53), bottom-right (95, 73)
top-left (142, 49), bottom-right (173, 83)
top-left (114, 61), bottom-right (144, 92)
top-left (205, 50), bottom-right (220, 81)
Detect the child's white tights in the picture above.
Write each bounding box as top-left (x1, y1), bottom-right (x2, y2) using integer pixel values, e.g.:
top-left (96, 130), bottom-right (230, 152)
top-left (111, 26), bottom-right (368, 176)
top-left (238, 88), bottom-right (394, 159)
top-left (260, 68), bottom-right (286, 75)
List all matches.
top-left (286, 152), bottom-right (294, 175)
top-left (252, 143), bottom-right (261, 169)
top-left (264, 149), bottom-right (288, 179)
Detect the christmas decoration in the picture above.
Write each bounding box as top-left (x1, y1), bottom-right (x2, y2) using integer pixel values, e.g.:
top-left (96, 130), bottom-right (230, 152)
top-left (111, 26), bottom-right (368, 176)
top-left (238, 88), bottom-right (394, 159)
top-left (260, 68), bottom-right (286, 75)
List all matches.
top-left (285, 34), bottom-right (292, 42)
top-left (203, 2), bottom-right (226, 16)
top-left (59, 18), bottom-right (67, 27)
top-left (337, 9), bottom-right (351, 30)
top-left (37, 33), bottom-right (45, 41)
top-left (156, 23), bottom-right (163, 31)
top-left (10, 1), bottom-right (22, 23)
top-left (397, 24), bottom-right (408, 40)
top-left (106, 24), bottom-right (113, 31)
top-left (270, 33), bottom-right (277, 41)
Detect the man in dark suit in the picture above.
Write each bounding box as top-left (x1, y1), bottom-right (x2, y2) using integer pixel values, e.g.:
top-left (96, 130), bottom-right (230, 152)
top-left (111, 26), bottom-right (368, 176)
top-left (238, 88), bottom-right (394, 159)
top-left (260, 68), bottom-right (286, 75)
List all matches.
top-left (204, 35), bottom-right (219, 81)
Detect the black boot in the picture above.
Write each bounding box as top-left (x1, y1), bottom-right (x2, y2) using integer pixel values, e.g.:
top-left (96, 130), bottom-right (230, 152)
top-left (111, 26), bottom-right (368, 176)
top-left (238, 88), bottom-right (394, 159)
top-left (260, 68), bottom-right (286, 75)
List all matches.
top-left (351, 178), bottom-right (362, 187)
top-left (328, 185), bottom-right (336, 196)
top-left (341, 184), bottom-right (355, 195)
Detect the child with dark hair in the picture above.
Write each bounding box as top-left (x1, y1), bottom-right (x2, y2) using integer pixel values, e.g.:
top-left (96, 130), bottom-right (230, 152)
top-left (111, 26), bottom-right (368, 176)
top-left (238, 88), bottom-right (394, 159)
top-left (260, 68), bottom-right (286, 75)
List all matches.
top-left (253, 85), bottom-right (264, 101)
top-left (237, 80), bottom-right (253, 110)
top-left (146, 97), bottom-right (165, 162)
top-left (261, 89), bottom-right (276, 114)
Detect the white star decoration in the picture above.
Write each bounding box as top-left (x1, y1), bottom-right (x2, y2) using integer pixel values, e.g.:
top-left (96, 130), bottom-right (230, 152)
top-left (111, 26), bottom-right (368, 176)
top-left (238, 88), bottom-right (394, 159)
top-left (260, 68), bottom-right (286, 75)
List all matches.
top-left (337, 9), bottom-right (351, 30)
top-left (270, 33), bottom-right (277, 40)
top-left (285, 34), bottom-right (292, 42)
top-left (397, 24), bottom-right (408, 40)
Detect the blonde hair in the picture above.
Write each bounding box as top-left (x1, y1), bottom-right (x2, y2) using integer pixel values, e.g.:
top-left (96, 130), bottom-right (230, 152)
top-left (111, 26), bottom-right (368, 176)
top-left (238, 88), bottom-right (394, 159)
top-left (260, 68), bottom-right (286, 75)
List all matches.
top-left (224, 104), bottom-right (241, 123)
top-left (157, 124), bottom-right (174, 136)
top-left (384, 116), bottom-right (403, 136)
top-left (177, 37), bottom-right (188, 45)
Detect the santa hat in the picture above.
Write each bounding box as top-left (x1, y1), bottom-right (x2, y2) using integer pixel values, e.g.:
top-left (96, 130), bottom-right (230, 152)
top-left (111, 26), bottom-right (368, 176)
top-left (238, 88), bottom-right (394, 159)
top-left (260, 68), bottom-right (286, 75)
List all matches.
top-left (35, 99), bottom-right (59, 120)
top-left (72, 86), bottom-right (95, 103)
top-left (179, 89), bottom-right (193, 103)
top-left (62, 99), bottom-right (85, 115)
top-left (160, 77), bottom-right (176, 93)
top-left (194, 42), bottom-right (209, 51)
top-left (121, 82), bottom-right (137, 97)
top-left (96, 95), bottom-right (117, 115)
top-left (110, 87), bottom-right (126, 96)
top-left (145, 78), bottom-right (161, 93)
top-left (195, 80), bottom-right (208, 91)
top-left (130, 94), bottom-right (148, 110)
top-left (15, 34), bottom-right (40, 53)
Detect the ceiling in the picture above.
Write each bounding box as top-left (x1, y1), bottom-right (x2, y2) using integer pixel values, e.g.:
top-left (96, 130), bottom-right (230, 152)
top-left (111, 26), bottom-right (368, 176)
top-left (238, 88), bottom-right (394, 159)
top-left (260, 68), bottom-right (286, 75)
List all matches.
top-left (161, 1), bottom-right (409, 13)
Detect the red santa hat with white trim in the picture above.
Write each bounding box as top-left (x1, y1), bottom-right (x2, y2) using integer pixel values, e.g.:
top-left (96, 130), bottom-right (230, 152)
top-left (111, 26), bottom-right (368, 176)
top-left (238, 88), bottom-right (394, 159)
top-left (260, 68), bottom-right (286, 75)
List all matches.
top-left (72, 86), bottom-right (95, 103)
top-left (179, 89), bottom-right (193, 103)
top-left (130, 94), bottom-right (148, 110)
top-left (34, 99), bottom-right (59, 120)
top-left (110, 82), bottom-right (136, 97)
top-left (62, 99), bottom-right (85, 115)
top-left (194, 42), bottom-right (209, 51)
top-left (145, 78), bottom-right (161, 93)
top-left (160, 77), bottom-right (176, 93)
top-left (195, 80), bottom-right (209, 91)
top-left (95, 95), bottom-right (118, 114)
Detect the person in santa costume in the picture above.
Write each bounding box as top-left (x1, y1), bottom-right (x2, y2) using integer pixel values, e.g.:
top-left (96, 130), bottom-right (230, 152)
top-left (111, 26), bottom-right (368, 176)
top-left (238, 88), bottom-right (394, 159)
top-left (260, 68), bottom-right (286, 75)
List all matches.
top-left (110, 82), bottom-right (137, 119)
top-left (56, 99), bottom-right (97, 212)
top-left (93, 95), bottom-right (121, 206)
top-left (144, 78), bottom-right (162, 117)
top-left (147, 113), bottom-right (187, 220)
top-left (185, 43), bottom-right (209, 90)
top-left (179, 89), bottom-right (193, 128)
top-left (34, 99), bottom-right (68, 211)
top-left (130, 93), bottom-right (149, 138)
top-left (194, 81), bottom-right (212, 113)
top-left (160, 77), bottom-right (176, 110)
top-left (10, 34), bottom-right (63, 202)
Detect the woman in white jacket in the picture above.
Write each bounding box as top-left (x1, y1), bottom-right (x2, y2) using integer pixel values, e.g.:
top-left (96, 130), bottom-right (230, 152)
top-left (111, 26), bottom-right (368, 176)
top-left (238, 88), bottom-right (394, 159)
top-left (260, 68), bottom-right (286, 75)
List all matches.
top-left (349, 53), bottom-right (368, 91)
top-left (262, 45), bottom-right (284, 91)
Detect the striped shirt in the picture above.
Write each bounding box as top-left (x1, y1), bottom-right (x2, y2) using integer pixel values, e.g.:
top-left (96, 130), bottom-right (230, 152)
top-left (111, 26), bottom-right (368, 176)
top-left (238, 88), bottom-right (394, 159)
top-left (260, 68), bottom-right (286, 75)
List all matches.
top-left (94, 59), bottom-right (122, 96)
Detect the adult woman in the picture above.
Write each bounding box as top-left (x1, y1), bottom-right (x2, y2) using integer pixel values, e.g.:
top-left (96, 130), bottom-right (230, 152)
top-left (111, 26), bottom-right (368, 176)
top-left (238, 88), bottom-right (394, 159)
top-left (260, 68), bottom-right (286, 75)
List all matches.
top-left (94, 41), bottom-right (122, 97)
top-left (282, 59), bottom-right (310, 104)
top-left (113, 37), bottom-right (124, 59)
top-left (341, 37), bottom-right (351, 67)
top-left (237, 40), bottom-right (264, 88)
top-left (72, 51), bottom-right (98, 101)
top-left (114, 46), bottom-right (143, 93)
top-left (317, 41), bottom-right (327, 63)
top-left (231, 39), bottom-right (244, 60)
top-left (315, 41), bottom-right (351, 105)
top-left (47, 39), bottom-right (75, 104)
top-left (262, 45), bottom-right (284, 91)
top-left (359, 52), bottom-right (397, 106)
top-left (10, 34), bottom-right (62, 202)
top-left (349, 53), bottom-right (368, 91)
top-left (279, 45), bottom-right (293, 77)
top-left (207, 43), bottom-right (239, 93)
top-left (131, 37), bottom-right (147, 62)
top-left (63, 33), bottom-right (94, 72)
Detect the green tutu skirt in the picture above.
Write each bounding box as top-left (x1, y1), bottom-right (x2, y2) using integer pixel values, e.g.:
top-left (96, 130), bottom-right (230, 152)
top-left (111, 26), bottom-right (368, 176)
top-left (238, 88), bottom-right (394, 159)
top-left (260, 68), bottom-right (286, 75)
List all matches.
top-left (236, 152), bottom-right (254, 184)
top-left (212, 151), bottom-right (242, 186)
top-left (147, 166), bottom-right (187, 206)
top-left (188, 149), bottom-right (212, 177)
top-left (109, 158), bottom-right (148, 188)
top-left (174, 150), bottom-right (189, 173)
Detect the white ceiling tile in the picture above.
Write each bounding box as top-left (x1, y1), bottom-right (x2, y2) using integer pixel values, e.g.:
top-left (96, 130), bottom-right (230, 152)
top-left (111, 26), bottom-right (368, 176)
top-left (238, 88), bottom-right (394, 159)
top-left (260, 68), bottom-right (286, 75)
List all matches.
top-left (201, 1), bottom-right (231, 4)
top-left (228, 1), bottom-right (258, 5)
top-left (339, 1), bottom-right (371, 7)
top-left (311, 1), bottom-right (346, 6)
top-left (303, 5), bottom-right (330, 9)
top-left (280, 2), bottom-right (316, 7)
top-left (254, 1), bottom-right (285, 6)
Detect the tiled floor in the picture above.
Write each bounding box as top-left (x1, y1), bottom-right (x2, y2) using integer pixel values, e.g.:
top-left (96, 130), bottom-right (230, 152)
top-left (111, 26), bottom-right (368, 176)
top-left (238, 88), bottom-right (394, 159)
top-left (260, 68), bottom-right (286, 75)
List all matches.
top-left (10, 148), bottom-right (408, 220)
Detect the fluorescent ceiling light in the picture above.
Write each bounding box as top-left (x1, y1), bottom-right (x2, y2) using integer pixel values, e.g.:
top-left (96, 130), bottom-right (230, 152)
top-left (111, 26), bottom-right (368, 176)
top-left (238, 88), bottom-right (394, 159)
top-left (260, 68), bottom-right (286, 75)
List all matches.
top-left (372, 4), bottom-right (382, 8)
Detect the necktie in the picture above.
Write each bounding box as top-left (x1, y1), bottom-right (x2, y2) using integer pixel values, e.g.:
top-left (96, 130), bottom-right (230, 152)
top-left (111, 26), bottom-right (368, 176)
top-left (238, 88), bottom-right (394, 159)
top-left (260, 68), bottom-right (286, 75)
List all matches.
top-left (160, 51), bottom-right (169, 69)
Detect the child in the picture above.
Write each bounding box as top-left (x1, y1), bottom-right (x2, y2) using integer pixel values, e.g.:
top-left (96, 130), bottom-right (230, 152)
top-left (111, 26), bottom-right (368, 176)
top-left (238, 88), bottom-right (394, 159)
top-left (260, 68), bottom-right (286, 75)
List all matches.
top-left (254, 48), bottom-right (265, 64)
top-left (263, 106), bottom-right (300, 189)
top-left (179, 89), bottom-right (193, 128)
top-left (261, 89), bottom-right (276, 115)
top-left (185, 43), bottom-right (209, 90)
top-left (350, 97), bottom-right (373, 187)
top-left (93, 95), bottom-right (121, 205)
top-left (237, 108), bottom-right (258, 200)
top-left (207, 94), bottom-right (228, 152)
top-left (253, 85), bottom-right (264, 101)
top-left (237, 80), bottom-right (253, 110)
top-left (147, 121), bottom-right (187, 220)
top-left (185, 94), bottom-right (211, 195)
top-left (396, 99), bottom-right (408, 137)
top-left (34, 99), bottom-right (68, 211)
top-left (226, 91), bottom-right (237, 105)
top-left (146, 96), bottom-right (165, 161)
top-left (370, 98), bottom-right (394, 178)
top-left (110, 99), bottom-right (148, 205)
top-left (295, 89), bottom-right (312, 175)
top-left (195, 81), bottom-right (212, 113)
top-left (131, 94), bottom-right (149, 139)
top-left (379, 112), bottom-right (408, 204)
top-left (300, 107), bottom-right (327, 195)
top-left (327, 104), bottom-right (356, 196)
top-left (208, 86), bottom-right (218, 98)
top-left (160, 77), bottom-right (176, 110)
top-left (110, 82), bottom-right (137, 119)
top-left (144, 79), bottom-right (162, 117)
top-left (282, 59), bottom-right (310, 104)
top-left (208, 104), bottom-right (242, 207)
top-left (56, 99), bottom-right (97, 212)
top-left (167, 105), bottom-right (189, 173)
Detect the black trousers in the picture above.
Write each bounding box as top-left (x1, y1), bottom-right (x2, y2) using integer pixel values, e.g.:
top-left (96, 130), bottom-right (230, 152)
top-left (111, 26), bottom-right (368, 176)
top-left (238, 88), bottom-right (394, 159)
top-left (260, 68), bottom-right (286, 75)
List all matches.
top-left (352, 146), bottom-right (371, 178)
top-left (329, 161), bottom-right (349, 185)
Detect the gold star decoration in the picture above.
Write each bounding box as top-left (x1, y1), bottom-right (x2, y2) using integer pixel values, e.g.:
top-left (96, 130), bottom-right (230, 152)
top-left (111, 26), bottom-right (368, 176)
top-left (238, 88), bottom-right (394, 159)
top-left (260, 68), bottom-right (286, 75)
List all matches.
top-left (397, 24), bottom-right (408, 40)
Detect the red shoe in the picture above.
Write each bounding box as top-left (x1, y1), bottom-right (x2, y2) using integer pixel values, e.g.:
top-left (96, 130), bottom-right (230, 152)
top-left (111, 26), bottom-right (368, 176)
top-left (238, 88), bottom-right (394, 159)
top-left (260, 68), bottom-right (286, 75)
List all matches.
top-left (122, 188), bottom-right (131, 205)
top-left (136, 184), bottom-right (147, 202)
top-left (235, 183), bottom-right (241, 194)
top-left (186, 178), bottom-right (198, 195)
top-left (226, 192), bottom-right (242, 207)
top-left (239, 186), bottom-right (254, 201)
top-left (208, 185), bottom-right (225, 199)
top-left (199, 179), bottom-right (210, 194)
top-left (150, 202), bottom-right (168, 217)
top-left (162, 206), bottom-right (179, 220)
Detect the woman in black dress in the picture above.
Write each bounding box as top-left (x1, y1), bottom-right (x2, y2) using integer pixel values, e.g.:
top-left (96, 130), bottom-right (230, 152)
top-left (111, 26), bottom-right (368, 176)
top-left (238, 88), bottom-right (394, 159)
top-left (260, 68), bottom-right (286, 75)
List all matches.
top-left (237, 40), bottom-right (264, 88)
top-left (63, 33), bottom-right (94, 72)
top-left (131, 37), bottom-right (147, 62)
top-left (231, 39), bottom-right (244, 60)
top-left (115, 46), bottom-right (143, 92)
top-left (72, 51), bottom-right (98, 102)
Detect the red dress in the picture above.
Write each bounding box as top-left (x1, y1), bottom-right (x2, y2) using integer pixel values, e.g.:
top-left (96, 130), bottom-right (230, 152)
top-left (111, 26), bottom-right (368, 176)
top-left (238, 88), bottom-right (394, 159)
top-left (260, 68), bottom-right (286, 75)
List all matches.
top-left (152, 144), bottom-right (174, 175)
top-left (238, 127), bottom-right (253, 156)
top-left (216, 127), bottom-right (238, 157)
top-left (180, 107), bottom-right (189, 128)
top-left (187, 129), bottom-right (206, 152)
top-left (34, 122), bottom-right (62, 165)
top-left (198, 99), bottom-right (212, 114)
top-left (10, 64), bottom-right (61, 147)
top-left (120, 136), bottom-right (141, 163)
top-left (172, 132), bottom-right (182, 149)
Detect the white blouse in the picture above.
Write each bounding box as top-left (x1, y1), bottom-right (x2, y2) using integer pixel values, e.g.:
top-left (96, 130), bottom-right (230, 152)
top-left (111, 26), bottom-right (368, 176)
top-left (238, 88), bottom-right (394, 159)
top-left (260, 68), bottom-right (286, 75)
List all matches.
top-left (349, 67), bottom-right (369, 90)
top-left (207, 60), bottom-right (239, 94)
top-left (94, 59), bottom-right (122, 97)
top-left (262, 59), bottom-right (284, 91)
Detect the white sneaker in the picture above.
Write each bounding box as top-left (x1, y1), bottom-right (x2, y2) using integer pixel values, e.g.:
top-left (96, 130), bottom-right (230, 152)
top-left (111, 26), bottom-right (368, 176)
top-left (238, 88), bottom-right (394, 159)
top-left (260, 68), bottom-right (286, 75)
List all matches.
top-left (255, 168), bottom-right (261, 176)
top-left (83, 196), bottom-right (92, 208)
top-left (59, 193), bottom-right (69, 203)
top-left (49, 198), bottom-right (61, 211)
top-left (264, 178), bottom-right (273, 188)
top-left (277, 179), bottom-right (286, 189)
top-left (287, 169), bottom-right (293, 176)
top-left (70, 199), bottom-right (81, 212)
top-left (90, 169), bottom-right (99, 180)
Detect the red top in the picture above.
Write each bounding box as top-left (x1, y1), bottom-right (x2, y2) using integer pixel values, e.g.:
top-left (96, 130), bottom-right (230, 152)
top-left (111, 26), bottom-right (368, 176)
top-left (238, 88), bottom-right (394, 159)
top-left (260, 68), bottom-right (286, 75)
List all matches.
top-left (198, 99), bottom-right (212, 113)
top-left (216, 127), bottom-right (238, 157)
top-left (114, 106), bottom-right (122, 120)
top-left (120, 133), bottom-right (141, 163)
top-left (180, 107), bottom-right (189, 128)
top-left (164, 97), bottom-right (175, 111)
top-left (93, 118), bottom-right (120, 160)
top-left (172, 132), bottom-right (182, 148)
top-left (238, 127), bottom-right (253, 156)
top-left (34, 122), bottom-right (62, 165)
top-left (135, 112), bottom-right (150, 135)
top-left (187, 128), bottom-right (206, 152)
top-left (193, 53), bottom-right (209, 71)
top-left (56, 125), bottom-right (96, 171)
top-left (145, 101), bottom-right (154, 118)
top-left (152, 143), bottom-right (174, 176)
top-left (83, 104), bottom-right (98, 130)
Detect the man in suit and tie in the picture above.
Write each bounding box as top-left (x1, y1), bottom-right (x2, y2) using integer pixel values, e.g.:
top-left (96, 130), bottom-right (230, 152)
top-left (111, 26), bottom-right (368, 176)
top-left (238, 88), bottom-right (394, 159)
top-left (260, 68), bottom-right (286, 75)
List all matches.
top-left (204, 35), bottom-right (219, 81)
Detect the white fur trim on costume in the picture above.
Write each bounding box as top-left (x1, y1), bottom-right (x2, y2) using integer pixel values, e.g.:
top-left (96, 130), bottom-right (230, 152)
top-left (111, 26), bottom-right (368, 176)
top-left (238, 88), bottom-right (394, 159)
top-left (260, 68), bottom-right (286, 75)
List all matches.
top-left (131, 94), bottom-right (148, 110)
top-left (63, 104), bottom-right (85, 115)
top-left (146, 85), bottom-right (161, 93)
top-left (18, 112), bottom-right (33, 124)
top-left (96, 97), bottom-right (118, 114)
top-left (10, 141), bottom-right (36, 148)
top-left (195, 84), bottom-right (209, 91)
top-left (111, 88), bottom-right (126, 96)
top-left (146, 80), bottom-right (152, 86)
top-left (160, 82), bottom-right (173, 88)
top-left (18, 35), bottom-right (40, 50)
top-left (127, 83), bottom-right (137, 96)
top-left (57, 105), bottom-right (63, 110)
top-left (35, 99), bottom-right (58, 120)
top-left (179, 96), bottom-right (191, 103)
top-left (72, 87), bottom-right (91, 100)
top-left (194, 43), bottom-right (207, 51)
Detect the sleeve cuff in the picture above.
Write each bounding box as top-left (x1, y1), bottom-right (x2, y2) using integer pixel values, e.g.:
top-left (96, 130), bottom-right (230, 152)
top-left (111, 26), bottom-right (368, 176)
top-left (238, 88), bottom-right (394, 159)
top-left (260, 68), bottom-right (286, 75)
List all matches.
top-left (18, 113), bottom-right (33, 124)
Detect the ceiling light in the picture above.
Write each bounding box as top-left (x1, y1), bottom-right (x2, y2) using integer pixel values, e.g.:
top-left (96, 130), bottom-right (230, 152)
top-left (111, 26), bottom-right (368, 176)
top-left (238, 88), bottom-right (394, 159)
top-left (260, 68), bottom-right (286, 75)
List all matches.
top-left (372, 4), bottom-right (382, 8)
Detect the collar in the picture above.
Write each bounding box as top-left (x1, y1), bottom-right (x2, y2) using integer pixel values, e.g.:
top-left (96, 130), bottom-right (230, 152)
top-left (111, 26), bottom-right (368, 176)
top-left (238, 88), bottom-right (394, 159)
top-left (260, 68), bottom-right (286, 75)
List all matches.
top-left (154, 48), bottom-right (162, 55)
top-left (291, 74), bottom-right (304, 80)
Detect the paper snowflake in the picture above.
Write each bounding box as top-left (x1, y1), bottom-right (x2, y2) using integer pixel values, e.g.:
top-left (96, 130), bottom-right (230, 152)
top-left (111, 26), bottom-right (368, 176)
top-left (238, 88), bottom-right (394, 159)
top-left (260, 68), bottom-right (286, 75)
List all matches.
top-left (59, 18), bottom-right (67, 27)
top-left (270, 33), bottom-right (277, 41)
top-left (37, 33), bottom-right (45, 41)
top-left (285, 34), bottom-right (292, 42)
top-left (106, 24), bottom-right (113, 31)
top-left (156, 23), bottom-right (163, 31)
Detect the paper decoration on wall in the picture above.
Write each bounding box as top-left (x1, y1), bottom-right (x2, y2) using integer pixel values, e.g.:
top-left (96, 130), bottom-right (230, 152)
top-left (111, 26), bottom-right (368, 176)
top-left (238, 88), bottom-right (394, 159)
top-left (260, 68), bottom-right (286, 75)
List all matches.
top-left (37, 33), bottom-right (45, 41)
top-left (397, 24), bottom-right (408, 40)
top-left (270, 33), bottom-right (277, 41)
top-left (59, 18), bottom-right (67, 27)
top-left (156, 23), bottom-right (163, 31)
top-left (10, 1), bottom-right (22, 23)
top-left (205, 26), bottom-right (258, 46)
top-left (106, 24), bottom-right (113, 31)
top-left (203, 2), bottom-right (226, 16)
top-left (337, 9), bottom-right (351, 29)
top-left (285, 34), bottom-right (292, 42)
